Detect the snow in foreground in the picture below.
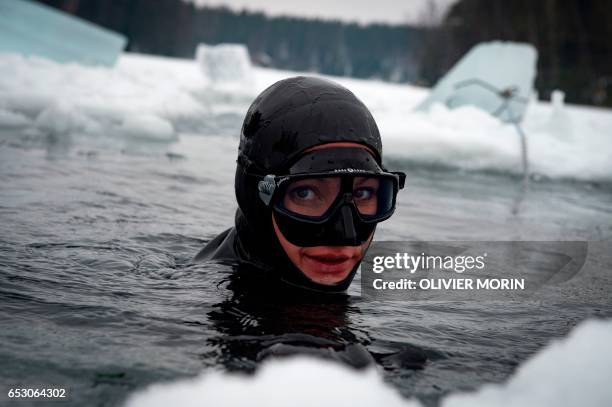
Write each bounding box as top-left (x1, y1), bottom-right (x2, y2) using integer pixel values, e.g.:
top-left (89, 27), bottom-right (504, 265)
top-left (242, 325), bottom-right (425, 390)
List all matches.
top-left (125, 318), bottom-right (612, 407)
top-left (0, 52), bottom-right (611, 181)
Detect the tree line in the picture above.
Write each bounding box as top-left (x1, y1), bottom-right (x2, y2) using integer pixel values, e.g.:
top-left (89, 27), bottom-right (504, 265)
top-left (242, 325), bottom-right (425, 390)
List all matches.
top-left (39, 0), bottom-right (425, 82)
top-left (38, 0), bottom-right (612, 107)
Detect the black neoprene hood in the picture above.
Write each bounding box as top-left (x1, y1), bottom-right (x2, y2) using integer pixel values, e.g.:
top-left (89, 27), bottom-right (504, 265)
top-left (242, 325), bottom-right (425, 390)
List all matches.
top-left (233, 76), bottom-right (384, 292)
top-left (238, 76), bottom-right (383, 172)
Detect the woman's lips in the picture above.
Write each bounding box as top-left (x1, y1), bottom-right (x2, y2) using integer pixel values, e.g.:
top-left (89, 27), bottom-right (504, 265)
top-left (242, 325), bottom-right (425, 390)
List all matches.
top-left (302, 253), bottom-right (353, 274)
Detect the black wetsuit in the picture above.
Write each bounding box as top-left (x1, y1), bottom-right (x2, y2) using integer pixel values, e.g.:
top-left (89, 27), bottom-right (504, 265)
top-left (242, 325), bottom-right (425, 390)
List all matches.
top-left (194, 227), bottom-right (236, 263)
top-left (195, 76), bottom-right (427, 371)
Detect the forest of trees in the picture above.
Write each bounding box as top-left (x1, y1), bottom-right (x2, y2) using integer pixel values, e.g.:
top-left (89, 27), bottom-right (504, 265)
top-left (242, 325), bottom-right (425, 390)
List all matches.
top-left (39, 0), bottom-right (425, 82)
top-left (39, 0), bottom-right (611, 107)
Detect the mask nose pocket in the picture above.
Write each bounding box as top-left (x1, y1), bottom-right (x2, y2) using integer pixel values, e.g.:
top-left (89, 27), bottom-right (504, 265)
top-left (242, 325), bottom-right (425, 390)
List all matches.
top-left (339, 204), bottom-right (358, 245)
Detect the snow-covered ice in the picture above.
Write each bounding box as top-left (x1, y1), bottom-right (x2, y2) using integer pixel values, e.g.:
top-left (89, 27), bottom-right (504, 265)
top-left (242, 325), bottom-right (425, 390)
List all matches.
top-left (124, 318), bottom-right (612, 407)
top-left (0, 51), bottom-right (611, 180)
top-left (125, 356), bottom-right (412, 407)
top-left (441, 318), bottom-right (612, 407)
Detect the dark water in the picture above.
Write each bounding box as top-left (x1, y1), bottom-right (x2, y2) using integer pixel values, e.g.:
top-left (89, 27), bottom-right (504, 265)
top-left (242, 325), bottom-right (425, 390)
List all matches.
top-left (1, 134), bottom-right (612, 407)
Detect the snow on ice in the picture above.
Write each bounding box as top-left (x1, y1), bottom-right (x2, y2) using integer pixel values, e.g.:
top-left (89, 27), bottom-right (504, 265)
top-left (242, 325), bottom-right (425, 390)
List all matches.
top-left (0, 51), bottom-right (611, 181)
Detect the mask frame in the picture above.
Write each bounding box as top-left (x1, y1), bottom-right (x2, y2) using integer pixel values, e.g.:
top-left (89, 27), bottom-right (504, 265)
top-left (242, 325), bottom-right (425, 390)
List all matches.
top-left (258, 170), bottom-right (406, 223)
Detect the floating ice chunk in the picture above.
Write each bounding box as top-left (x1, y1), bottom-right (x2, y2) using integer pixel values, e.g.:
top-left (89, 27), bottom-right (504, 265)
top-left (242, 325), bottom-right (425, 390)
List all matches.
top-left (117, 114), bottom-right (176, 142)
top-left (32, 101), bottom-right (176, 144)
top-left (196, 43), bottom-right (254, 87)
top-left (34, 101), bottom-right (93, 139)
top-left (417, 41), bottom-right (537, 122)
top-left (0, 0), bottom-right (126, 66)
top-left (0, 54), bottom-right (199, 145)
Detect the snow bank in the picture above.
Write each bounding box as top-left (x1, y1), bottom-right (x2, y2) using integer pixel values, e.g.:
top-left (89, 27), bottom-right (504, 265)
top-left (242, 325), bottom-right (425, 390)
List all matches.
top-left (333, 70), bottom-right (612, 181)
top-left (125, 357), bottom-right (413, 407)
top-left (125, 318), bottom-right (612, 407)
top-left (0, 51), bottom-right (610, 181)
top-left (0, 53), bottom-right (204, 144)
top-left (443, 318), bottom-right (612, 407)
top-left (377, 101), bottom-right (612, 181)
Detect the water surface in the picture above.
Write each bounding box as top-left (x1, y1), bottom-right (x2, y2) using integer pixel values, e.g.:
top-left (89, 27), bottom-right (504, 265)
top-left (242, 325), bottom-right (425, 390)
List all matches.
top-left (1, 130), bottom-right (611, 407)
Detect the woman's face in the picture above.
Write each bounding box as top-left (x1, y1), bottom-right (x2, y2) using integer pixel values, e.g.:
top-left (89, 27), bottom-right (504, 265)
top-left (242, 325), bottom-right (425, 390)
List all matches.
top-left (272, 142), bottom-right (375, 286)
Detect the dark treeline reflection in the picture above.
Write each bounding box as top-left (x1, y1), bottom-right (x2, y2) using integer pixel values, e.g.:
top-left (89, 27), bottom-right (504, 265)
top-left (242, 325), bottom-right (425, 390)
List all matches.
top-left (39, 0), bottom-right (611, 106)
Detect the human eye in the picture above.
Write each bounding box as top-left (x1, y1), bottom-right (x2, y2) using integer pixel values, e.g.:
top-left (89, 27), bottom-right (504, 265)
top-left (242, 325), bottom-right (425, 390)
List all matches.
top-left (288, 185), bottom-right (318, 201)
top-left (353, 187), bottom-right (376, 201)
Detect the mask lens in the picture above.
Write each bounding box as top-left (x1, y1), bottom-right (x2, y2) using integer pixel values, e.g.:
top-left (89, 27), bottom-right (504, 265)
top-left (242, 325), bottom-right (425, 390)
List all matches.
top-left (282, 176), bottom-right (341, 217)
top-left (353, 176), bottom-right (395, 219)
top-left (352, 176), bottom-right (380, 215)
top-left (277, 175), bottom-right (396, 220)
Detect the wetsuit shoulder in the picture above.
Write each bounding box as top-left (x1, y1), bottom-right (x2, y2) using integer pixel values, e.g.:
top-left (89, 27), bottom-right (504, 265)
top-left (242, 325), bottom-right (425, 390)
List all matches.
top-left (193, 227), bottom-right (238, 263)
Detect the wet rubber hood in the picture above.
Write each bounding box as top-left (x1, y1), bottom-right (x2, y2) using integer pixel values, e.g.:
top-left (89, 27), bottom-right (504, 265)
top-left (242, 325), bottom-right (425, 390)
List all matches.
top-left (237, 76), bottom-right (382, 172)
top-left (233, 76), bottom-right (383, 293)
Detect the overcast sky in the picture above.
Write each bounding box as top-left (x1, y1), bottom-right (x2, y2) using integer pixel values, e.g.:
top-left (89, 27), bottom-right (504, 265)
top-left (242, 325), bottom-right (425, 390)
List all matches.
top-left (192, 0), bottom-right (459, 26)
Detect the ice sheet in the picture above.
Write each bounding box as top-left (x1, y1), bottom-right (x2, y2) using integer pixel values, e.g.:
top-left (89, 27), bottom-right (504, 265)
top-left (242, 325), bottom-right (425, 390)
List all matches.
top-left (0, 0), bottom-right (126, 66)
top-left (416, 42), bottom-right (537, 123)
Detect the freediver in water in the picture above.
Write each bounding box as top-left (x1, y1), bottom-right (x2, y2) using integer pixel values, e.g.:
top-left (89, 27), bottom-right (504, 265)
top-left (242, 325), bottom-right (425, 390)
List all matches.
top-left (195, 76), bottom-right (405, 293)
top-left (196, 76), bottom-right (426, 371)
